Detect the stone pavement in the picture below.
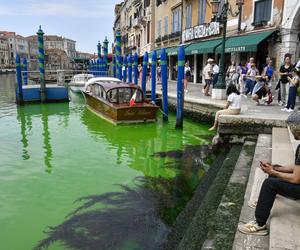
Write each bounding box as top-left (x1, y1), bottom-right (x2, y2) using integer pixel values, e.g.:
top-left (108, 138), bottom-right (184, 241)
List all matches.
top-left (153, 80), bottom-right (292, 132)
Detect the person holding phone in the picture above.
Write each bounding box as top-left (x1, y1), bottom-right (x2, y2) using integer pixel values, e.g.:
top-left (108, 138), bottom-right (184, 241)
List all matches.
top-left (238, 146), bottom-right (300, 235)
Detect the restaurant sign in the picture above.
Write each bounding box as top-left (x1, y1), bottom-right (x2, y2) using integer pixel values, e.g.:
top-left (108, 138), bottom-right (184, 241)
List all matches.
top-left (182, 22), bottom-right (220, 43)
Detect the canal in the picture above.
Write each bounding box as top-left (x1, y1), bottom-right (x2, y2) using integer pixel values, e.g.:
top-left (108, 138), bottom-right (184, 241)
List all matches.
top-left (0, 74), bottom-right (218, 250)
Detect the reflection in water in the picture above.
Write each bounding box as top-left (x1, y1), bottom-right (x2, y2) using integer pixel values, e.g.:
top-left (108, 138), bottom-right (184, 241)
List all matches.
top-left (34, 144), bottom-right (221, 250)
top-left (41, 106), bottom-right (53, 173)
top-left (16, 103), bottom-right (70, 173)
top-left (17, 106), bottom-right (30, 160)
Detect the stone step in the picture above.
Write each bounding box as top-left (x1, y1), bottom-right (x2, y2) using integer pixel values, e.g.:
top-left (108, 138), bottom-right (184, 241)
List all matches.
top-left (176, 145), bottom-right (243, 250)
top-left (269, 128), bottom-right (300, 250)
top-left (232, 134), bottom-right (271, 250)
top-left (201, 140), bottom-right (256, 250)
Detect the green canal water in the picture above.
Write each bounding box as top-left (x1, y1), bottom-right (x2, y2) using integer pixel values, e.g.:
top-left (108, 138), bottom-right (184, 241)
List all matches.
top-left (0, 75), bottom-right (217, 250)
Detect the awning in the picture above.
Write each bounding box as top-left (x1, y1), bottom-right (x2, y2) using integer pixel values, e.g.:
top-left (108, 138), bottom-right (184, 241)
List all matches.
top-left (215, 30), bottom-right (275, 53)
top-left (185, 39), bottom-right (222, 55)
top-left (166, 46), bottom-right (178, 56)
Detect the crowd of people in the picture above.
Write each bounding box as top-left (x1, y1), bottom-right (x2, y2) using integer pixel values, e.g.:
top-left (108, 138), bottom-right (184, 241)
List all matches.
top-left (182, 54), bottom-right (300, 131)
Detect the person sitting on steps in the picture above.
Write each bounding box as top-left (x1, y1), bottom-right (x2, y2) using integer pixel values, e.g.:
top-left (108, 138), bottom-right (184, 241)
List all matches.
top-left (209, 84), bottom-right (241, 131)
top-left (238, 145), bottom-right (300, 235)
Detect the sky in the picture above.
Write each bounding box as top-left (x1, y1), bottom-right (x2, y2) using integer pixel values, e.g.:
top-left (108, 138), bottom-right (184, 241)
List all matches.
top-left (0, 0), bottom-right (120, 54)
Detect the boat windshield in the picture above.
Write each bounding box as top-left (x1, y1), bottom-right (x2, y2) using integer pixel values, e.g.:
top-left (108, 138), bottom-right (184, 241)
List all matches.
top-left (107, 88), bottom-right (143, 104)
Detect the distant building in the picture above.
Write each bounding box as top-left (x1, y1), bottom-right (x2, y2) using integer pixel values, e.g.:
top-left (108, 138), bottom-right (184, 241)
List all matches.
top-left (45, 48), bottom-right (70, 70)
top-left (0, 35), bottom-right (10, 67)
top-left (44, 35), bottom-right (76, 59)
top-left (0, 31), bottom-right (29, 65)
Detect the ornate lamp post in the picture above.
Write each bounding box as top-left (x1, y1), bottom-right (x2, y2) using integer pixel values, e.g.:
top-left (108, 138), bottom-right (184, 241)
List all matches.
top-left (211, 0), bottom-right (244, 99)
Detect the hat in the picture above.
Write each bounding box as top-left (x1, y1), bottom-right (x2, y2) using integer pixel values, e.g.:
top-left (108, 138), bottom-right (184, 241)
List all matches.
top-left (207, 58), bottom-right (214, 63)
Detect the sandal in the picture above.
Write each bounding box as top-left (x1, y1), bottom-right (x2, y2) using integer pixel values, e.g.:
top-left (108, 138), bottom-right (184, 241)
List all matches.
top-left (238, 220), bottom-right (268, 236)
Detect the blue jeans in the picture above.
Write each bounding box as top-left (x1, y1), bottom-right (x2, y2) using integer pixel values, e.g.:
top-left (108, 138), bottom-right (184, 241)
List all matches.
top-left (212, 73), bottom-right (219, 88)
top-left (245, 79), bottom-right (255, 95)
top-left (286, 86), bottom-right (297, 110)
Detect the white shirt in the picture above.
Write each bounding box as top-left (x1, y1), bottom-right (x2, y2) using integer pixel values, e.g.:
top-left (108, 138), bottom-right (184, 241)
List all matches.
top-left (184, 66), bottom-right (191, 74)
top-left (213, 65), bottom-right (219, 74)
top-left (227, 93), bottom-right (242, 109)
top-left (203, 64), bottom-right (212, 80)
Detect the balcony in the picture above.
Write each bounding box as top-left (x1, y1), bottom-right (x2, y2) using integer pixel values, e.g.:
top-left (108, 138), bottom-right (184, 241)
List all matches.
top-left (155, 37), bottom-right (162, 44)
top-left (132, 18), bottom-right (141, 29)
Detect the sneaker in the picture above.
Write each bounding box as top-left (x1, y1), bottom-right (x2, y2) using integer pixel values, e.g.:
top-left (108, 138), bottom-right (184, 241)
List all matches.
top-left (287, 108), bottom-right (294, 112)
top-left (238, 220), bottom-right (268, 236)
top-left (281, 108), bottom-right (288, 111)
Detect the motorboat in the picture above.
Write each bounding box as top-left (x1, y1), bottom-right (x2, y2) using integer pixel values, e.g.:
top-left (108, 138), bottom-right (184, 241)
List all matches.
top-left (69, 74), bottom-right (94, 93)
top-left (82, 77), bottom-right (159, 124)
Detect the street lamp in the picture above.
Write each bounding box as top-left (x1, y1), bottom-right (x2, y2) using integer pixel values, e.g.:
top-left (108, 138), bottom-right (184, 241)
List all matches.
top-left (211, 0), bottom-right (244, 96)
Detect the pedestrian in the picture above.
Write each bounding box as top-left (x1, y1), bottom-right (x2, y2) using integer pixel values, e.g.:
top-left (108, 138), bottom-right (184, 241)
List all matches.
top-left (238, 61), bottom-right (248, 94)
top-left (295, 58), bottom-right (300, 69)
top-left (278, 55), bottom-right (293, 106)
top-left (202, 58), bottom-right (213, 96)
top-left (157, 63), bottom-right (161, 82)
top-left (138, 64), bottom-right (142, 85)
top-left (209, 84), bottom-right (241, 131)
top-left (212, 61), bottom-right (220, 88)
top-left (184, 62), bottom-right (191, 93)
top-left (245, 63), bottom-right (258, 95)
top-left (226, 61), bottom-right (238, 85)
top-left (252, 75), bottom-right (269, 105)
top-left (246, 57), bottom-right (255, 69)
top-left (281, 68), bottom-right (300, 112)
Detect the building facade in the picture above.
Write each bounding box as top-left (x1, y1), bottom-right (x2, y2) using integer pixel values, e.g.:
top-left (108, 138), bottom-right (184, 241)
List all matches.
top-left (0, 35), bottom-right (10, 67)
top-left (114, 0), bottom-right (153, 58)
top-left (113, 0), bottom-right (300, 83)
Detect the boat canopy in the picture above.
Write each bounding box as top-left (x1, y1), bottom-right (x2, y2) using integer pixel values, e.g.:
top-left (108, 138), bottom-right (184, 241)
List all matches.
top-left (85, 77), bottom-right (139, 92)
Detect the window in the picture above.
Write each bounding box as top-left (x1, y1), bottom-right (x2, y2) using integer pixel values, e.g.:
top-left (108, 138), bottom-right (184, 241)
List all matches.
top-left (157, 20), bottom-right (162, 37)
top-left (118, 88), bottom-right (132, 104)
top-left (186, 4), bottom-right (192, 28)
top-left (147, 22), bottom-right (150, 43)
top-left (156, 0), bottom-right (162, 7)
top-left (253, 0), bottom-right (272, 25)
top-left (218, 0), bottom-right (225, 15)
top-left (164, 16), bottom-right (168, 35)
top-left (172, 7), bottom-right (181, 33)
top-left (198, 0), bottom-right (206, 24)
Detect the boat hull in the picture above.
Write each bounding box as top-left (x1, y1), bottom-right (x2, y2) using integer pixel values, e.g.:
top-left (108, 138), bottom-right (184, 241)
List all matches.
top-left (83, 92), bottom-right (159, 124)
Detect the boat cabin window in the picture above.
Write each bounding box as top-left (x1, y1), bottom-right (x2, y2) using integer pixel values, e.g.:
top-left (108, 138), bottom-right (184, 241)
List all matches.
top-left (118, 88), bottom-right (132, 104)
top-left (107, 88), bottom-right (143, 104)
top-left (108, 89), bottom-right (118, 104)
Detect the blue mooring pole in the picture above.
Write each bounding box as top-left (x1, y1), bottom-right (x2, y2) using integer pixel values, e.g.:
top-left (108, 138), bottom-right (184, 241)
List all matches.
top-left (97, 58), bottom-right (101, 77)
top-left (123, 55), bottom-right (127, 82)
top-left (89, 60), bottom-right (92, 74)
top-left (133, 52), bottom-right (138, 85)
top-left (175, 45), bottom-right (185, 129)
top-left (37, 25), bottom-right (46, 102)
top-left (113, 56), bottom-right (116, 78)
top-left (141, 52), bottom-right (148, 95)
top-left (151, 51), bottom-right (157, 103)
top-left (22, 58), bottom-right (28, 85)
top-left (16, 54), bottom-right (23, 104)
top-left (103, 37), bottom-right (109, 72)
top-left (97, 41), bottom-right (101, 60)
top-left (127, 54), bottom-right (132, 83)
top-left (161, 48), bottom-right (168, 121)
top-left (115, 32), bottom-right (122, 80)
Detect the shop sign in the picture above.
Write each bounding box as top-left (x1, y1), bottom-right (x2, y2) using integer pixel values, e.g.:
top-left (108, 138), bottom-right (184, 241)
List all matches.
top-left (225, 46), bottom-right (246, 53)
top-left (182, 22), bottom-right (220, 43)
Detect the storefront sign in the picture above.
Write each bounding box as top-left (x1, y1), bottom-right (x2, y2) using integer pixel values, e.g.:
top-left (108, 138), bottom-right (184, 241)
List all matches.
top-left (182, 22), bottom-right (220, 43)
top-left (225, 46), bottom-right (246, 53)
